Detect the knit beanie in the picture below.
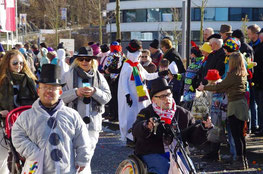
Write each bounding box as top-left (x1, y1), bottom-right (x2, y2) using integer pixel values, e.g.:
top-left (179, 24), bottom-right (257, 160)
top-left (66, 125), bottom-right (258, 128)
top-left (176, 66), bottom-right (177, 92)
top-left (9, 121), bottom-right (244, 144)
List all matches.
top-left (150, 39), bottom-right (159, 49)
top-left (232, 29), bottom-right (245, 43)
top-left (223, 38), bottom-right (241, 53)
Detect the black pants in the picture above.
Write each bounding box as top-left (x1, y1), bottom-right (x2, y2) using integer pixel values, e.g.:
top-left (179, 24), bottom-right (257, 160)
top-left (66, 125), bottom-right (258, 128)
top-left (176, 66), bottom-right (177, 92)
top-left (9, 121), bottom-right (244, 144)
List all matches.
top-left (109, 78), bottom-right (119, 121)
top-left (228, 115), bottom-right (246, 157)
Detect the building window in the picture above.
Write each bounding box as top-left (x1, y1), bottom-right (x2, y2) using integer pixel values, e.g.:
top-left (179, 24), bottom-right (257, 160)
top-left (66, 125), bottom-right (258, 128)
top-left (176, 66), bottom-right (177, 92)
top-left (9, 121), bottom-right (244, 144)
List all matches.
top-left (136, 9), bottom-right (147, 22)
top-left (253, 8), bottom-right (263, 21)
top-left (191, 8), bottom-right (201, 21)
top-left (204, 8), bottom-right (215, 21)
top-left (229, 8), bottom-right (242, 21)
top-left (160, 8), bottom-right (173, 22)
top-left (123, 10), bottom-right (136, 22)
top-left (242, 8), bottom-right (252, 20)
top-left (215, 8), bottom-right (228, 21)
top-left (123, 9), bottom-right (146, 23)
top-left (147, 8), bottom-right (160, 22)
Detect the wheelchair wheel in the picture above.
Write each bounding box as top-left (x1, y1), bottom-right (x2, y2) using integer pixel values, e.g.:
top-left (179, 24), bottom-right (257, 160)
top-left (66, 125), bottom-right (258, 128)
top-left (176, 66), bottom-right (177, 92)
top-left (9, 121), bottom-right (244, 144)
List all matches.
top-left (115, 155), bottom-right (147, 174)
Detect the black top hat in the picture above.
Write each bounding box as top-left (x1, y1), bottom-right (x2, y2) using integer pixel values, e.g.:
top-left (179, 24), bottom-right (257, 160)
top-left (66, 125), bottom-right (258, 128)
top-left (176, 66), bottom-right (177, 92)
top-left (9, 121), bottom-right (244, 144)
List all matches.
top-left (126, 39), bottom-right (142, 53)
top-left (38, 64), bottom-right (66, 86)
top-left (100, 44), bottom-right (110, 53)
top-left (207, 34), bottom-right (222, 41)
top-left (150, 78), bottom-right (172, 98)
top-left (76, 46), bottom-right (97, 58)
top-left (150, 39), bottom-right (159, 49)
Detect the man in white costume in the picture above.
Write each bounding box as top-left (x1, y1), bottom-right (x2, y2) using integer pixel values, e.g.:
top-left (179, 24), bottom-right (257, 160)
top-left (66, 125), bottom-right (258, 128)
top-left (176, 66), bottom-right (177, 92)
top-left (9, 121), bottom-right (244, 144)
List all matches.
top-left (118, 39), bottom-right (168, 146)
top-left (12, 64), bottom-right (91, 174)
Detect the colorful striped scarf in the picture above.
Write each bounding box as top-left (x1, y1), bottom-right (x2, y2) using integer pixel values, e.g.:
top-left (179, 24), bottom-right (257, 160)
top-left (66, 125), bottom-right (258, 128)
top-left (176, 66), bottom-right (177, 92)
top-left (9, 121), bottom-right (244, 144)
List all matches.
top-left (126, 59), bottom-right (148, 102)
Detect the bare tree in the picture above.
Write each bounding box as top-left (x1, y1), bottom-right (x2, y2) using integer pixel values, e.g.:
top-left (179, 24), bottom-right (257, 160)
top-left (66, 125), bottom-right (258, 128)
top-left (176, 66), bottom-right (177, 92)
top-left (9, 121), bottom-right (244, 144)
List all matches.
top-left (116, 0), bottom-right (121, 40)
top-left (200, 0), bottom-right (208, 43)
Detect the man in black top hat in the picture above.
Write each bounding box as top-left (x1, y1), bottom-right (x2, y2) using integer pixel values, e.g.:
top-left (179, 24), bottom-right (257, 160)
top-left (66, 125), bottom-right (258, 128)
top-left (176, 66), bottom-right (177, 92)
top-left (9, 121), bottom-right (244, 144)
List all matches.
top-left (12, 64), bottom-right (91, 173)
top-left (132, 78), bottom-right (212, 173)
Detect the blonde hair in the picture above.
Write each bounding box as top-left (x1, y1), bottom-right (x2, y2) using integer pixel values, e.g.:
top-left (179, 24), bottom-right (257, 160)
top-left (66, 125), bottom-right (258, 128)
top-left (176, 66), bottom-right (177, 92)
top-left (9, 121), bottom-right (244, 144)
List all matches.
top-left (0, 50), bottom-right (37, 86)
top-left (161, 39), bottom-right (173, 49)
top-left (71, 57), bottom-right (98, 71)
top-left (229, 52), bottom-right (247, 77)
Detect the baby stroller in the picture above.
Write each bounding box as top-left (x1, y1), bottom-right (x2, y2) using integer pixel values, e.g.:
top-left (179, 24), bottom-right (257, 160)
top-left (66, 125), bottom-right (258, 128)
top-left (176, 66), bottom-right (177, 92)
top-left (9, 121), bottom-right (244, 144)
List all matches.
top-left (5, 105), bottom-right (32, 174)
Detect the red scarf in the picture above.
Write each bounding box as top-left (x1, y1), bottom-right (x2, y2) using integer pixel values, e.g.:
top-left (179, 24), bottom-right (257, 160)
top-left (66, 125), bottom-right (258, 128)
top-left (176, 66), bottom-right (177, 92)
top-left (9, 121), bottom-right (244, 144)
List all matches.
top-left (152, 99), bottom-right (176, 125)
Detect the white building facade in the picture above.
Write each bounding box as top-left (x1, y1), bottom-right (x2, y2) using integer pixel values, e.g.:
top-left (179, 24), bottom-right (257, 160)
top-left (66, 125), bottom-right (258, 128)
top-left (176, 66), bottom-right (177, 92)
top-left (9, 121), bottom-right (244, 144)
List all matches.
top-left (106, 0), bottom-right (263, 43)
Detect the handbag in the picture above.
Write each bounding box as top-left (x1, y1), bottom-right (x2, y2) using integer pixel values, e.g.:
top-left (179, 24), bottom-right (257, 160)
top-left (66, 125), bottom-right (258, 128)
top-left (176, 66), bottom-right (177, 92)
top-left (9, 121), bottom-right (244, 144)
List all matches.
top-left (21, 150), bottom-right (45, 174)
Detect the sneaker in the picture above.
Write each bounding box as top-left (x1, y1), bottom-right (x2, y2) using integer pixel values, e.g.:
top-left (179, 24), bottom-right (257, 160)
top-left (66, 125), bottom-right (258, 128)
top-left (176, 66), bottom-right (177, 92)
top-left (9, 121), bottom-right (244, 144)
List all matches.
top-left (126, 139), bottom-right (135, 148)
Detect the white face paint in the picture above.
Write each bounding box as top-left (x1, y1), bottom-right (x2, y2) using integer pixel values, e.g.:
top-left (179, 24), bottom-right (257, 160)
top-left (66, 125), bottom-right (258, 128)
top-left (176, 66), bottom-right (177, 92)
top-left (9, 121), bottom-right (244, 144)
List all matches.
top-left (127, 51), bottom-right (142, 63)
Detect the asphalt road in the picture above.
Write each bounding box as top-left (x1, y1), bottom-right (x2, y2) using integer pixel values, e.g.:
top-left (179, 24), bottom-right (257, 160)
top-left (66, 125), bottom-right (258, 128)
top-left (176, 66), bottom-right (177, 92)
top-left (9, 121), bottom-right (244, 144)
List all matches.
top-left (91, 121), bottom-right (263, 174)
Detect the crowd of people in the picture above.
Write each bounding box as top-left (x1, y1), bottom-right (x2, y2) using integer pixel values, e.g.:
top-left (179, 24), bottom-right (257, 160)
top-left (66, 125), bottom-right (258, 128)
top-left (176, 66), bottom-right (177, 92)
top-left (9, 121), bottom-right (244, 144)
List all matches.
top-left (0, 22), bottom-right (262, 173)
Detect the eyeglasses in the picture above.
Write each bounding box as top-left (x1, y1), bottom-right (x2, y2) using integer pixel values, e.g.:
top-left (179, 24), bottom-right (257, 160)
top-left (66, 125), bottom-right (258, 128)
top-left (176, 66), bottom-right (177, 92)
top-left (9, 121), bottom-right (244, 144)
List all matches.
top-left (77, 57), bottom-right (93, 62)
top-left (12, 61), bottom-right (24, 66)
top-left (154, 93), bottom-right (172, 100)
top-left (39, 86), bottom-right (61, 91)
top-left (141, 56), bottom-right (148, 58)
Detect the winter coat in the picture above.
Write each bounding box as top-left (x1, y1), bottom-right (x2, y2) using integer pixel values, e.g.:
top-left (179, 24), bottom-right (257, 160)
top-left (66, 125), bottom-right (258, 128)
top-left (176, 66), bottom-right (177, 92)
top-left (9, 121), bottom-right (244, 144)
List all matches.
top-left (150, 49), bottom-right (163, 67)
top-left (201, 47), bottom-right (225, 84)
top-left (132, 105), bottom-right (209, 156)
top-left (60, 68), bottom-right (111, 132)
top-left (118, 62), bottom-right (159, 141)
top-left (253, 42), bottom-right (263, 89)
top-left (11, 99), bottom-right (91, 174)
top-left (163, 48), bottom-right (185, 73)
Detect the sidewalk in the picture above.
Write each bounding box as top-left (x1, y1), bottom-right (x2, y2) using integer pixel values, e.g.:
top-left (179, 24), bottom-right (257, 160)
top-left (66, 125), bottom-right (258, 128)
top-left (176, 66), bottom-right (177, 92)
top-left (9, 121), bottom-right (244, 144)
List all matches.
top-left (103, 119), bottom-right (263, 173)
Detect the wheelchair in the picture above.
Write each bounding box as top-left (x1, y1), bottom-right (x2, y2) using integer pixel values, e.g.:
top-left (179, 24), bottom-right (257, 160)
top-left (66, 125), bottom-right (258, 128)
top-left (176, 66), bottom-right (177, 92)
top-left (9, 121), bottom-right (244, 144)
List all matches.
top-left (115, 154), bottom-right (147, 174)
top-left (116, 118), bottom-right (197, 174)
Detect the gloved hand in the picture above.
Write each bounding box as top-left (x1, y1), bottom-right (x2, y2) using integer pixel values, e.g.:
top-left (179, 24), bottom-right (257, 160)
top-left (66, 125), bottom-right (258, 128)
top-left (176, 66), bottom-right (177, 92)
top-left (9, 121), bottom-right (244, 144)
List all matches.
top-left (174, 73), bottom-right (182, 80)
top-left (158, 70), bottom-right (169, 77)
top-left (126, 94), bottom-right (133, 107)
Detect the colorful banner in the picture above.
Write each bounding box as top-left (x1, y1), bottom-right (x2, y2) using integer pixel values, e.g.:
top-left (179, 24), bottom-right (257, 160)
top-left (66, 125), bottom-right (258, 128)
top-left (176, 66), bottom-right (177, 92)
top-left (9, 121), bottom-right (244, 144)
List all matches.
top-left (0, 0), bottom-right (16, 32)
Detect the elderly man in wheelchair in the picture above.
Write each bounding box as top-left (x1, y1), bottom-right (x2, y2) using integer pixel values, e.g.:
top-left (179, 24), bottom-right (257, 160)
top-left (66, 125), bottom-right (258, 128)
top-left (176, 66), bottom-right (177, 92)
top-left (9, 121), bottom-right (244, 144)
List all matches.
top-left (130, 78), bottom-right (213, 174)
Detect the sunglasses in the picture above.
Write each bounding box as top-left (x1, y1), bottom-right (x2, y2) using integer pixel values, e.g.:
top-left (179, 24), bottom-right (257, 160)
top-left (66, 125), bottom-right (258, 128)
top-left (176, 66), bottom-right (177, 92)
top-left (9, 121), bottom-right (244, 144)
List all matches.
top-left (77, 57), bottom-right (93, 62)
top-left (141, 56), bottom-right (148, 58)
top-left (12, 61), bottom-right (24, 66)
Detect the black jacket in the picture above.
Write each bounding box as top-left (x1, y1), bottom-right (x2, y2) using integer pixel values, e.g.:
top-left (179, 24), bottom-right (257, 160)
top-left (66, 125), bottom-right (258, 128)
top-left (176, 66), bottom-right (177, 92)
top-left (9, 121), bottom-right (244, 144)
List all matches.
top-left (163, 48), bottom-right (186, 73)
top-left (240, 42), bottom-right (254, 60)
top-left (132, 105), bottom-right (208, 156)
top-left (253, 42), bottom-right (263, 89)
top-left (201, 47), bottom-right (226, 84)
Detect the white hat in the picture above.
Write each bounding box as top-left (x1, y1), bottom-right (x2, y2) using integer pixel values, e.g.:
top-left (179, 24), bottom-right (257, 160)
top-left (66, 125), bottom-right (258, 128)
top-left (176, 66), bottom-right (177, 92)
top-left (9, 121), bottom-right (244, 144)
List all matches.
top-left (168, 61), bottom-right (178, 75)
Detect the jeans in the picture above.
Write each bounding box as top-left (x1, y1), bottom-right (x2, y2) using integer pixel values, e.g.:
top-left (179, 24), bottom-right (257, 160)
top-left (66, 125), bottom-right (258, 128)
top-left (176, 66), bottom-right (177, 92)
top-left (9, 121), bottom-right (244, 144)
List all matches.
top-left (228, 115), bottom-right (246, 157)
top-left (141, 153), bottom-right (170, 174)
top-left (254, 88), bottom-right (263, 131)
top-left (226, 121), bottom-right (237, 160)
top-left (249, 86), bottom-right (258, 129)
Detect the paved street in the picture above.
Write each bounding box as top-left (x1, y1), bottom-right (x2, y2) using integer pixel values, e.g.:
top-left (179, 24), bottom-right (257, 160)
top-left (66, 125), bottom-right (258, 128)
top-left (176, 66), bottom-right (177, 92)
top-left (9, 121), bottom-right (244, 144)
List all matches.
top-left (91, 120), bottom-right (263, 174)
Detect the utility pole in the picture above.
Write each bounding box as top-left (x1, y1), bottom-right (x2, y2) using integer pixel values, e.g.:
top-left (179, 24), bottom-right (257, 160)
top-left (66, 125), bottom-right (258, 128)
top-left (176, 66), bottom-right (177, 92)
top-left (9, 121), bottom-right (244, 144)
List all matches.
top-left (186, 0), bottom-right (191, 67)
top-left (116, 0), bottom-right (121, 40)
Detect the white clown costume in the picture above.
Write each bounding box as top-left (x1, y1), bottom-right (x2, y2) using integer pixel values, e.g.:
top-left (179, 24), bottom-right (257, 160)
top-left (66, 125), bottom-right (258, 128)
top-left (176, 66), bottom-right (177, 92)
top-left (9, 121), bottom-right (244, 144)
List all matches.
top-left (118, 50), bottom-right (159, 141)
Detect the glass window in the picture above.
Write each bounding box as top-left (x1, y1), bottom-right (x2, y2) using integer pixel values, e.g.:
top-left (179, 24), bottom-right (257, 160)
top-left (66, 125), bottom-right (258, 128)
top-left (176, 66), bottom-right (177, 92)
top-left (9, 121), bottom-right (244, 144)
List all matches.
top-left (147, 9), bottom-right (160, 22)
top-left (191, 31), bottom-right (201, 44)
top-left (123, 10), bottom-right (136, 23)
top-left (160, 8), bottom-right (173, 22)
top-left (253, 8), bottom-right (263, 21)
top-left (242, 8), bottom-right (252, 20)
top-left (172, 8), bottom-right (182, 21)
top-left (191, 8), bottom-right (201, 21)
top-left (215, 8), bottom-right (228, 21)
top-left (122, 32), bottom-right (131, 41)
top-left (229, 8), bottom-right (242, 21)
top-left (204, 8), bottom-right (215, 21)
top-left (136, 9), bottom-right (147, 22)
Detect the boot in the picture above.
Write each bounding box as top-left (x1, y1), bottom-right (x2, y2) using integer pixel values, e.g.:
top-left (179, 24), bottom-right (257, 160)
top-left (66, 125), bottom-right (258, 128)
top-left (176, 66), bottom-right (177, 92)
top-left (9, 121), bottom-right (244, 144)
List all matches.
top-left (228, 156), bottom-right (246, 170)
